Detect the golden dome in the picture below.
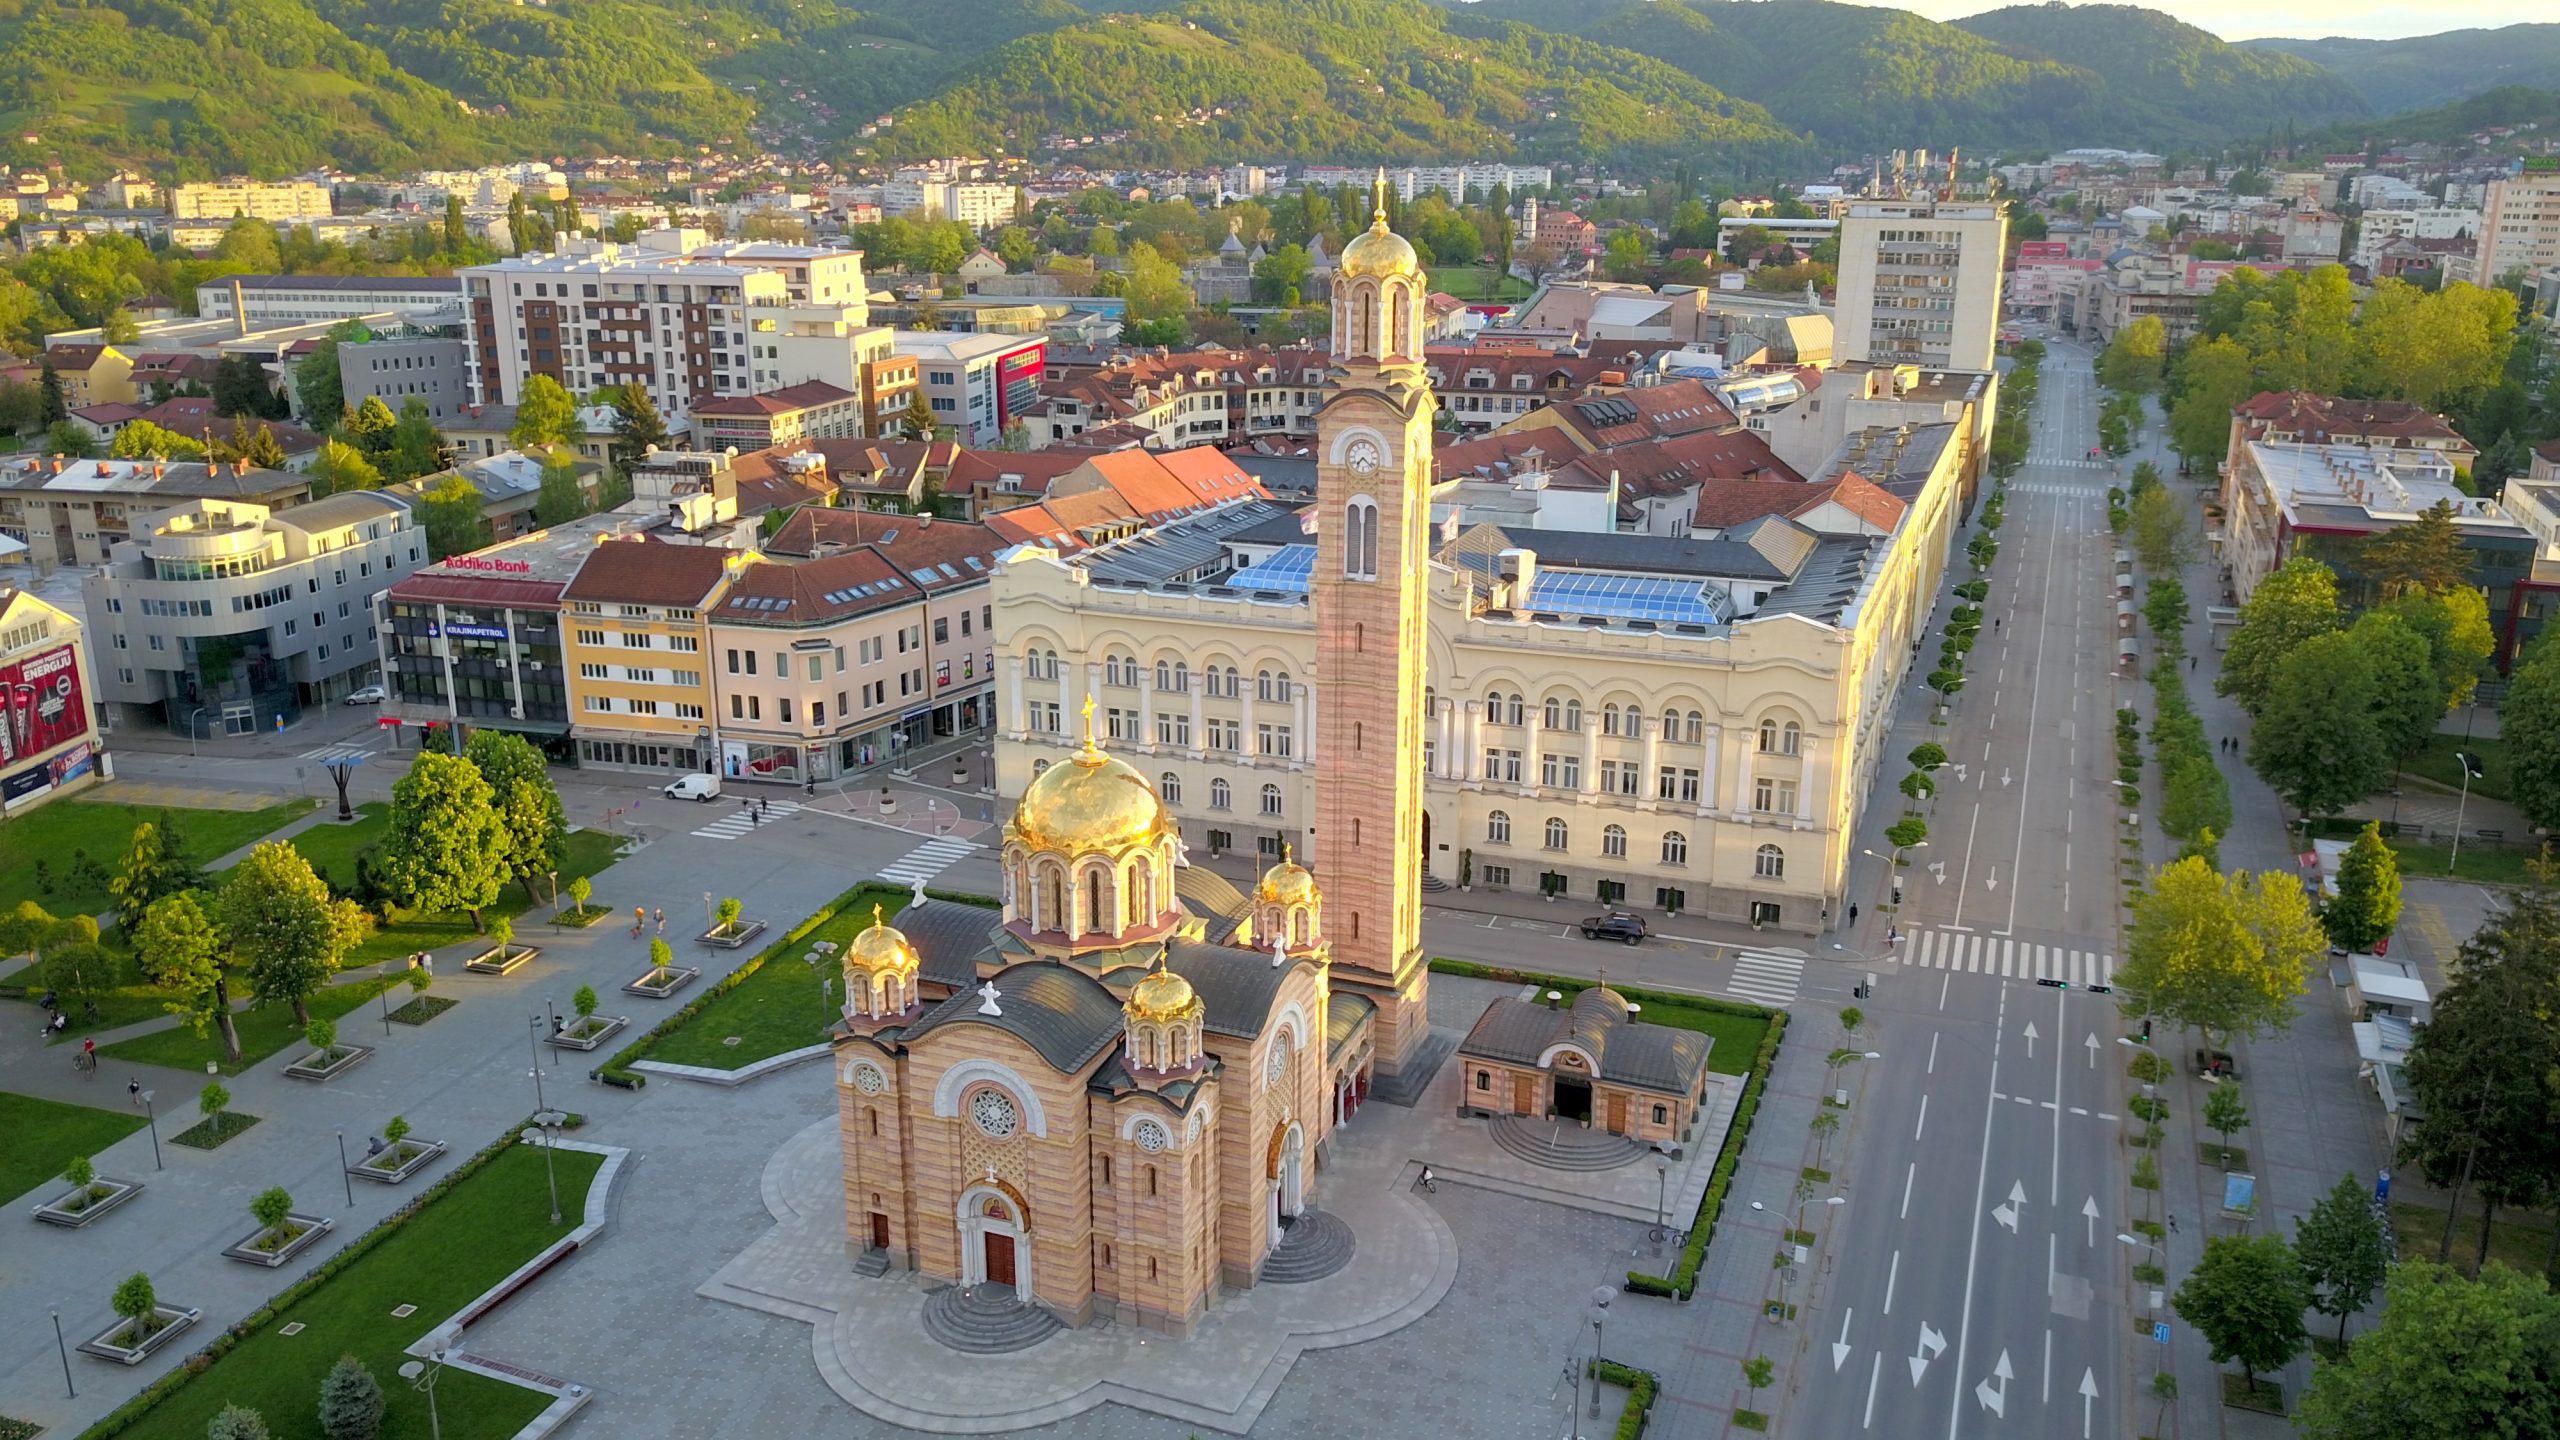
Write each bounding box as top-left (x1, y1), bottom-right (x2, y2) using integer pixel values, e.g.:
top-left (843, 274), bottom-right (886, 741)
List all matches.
top-left (1338, 169), bottom-right (1422, 281)
top-left (1126, 953), bottom-right (1203, 1023)
top-left (1257, 845), bottom-right (1318, 907)
top-left (1008, 699), bottom-right (1170, 854)
top-left (844, 904), bottom-right (919, 977)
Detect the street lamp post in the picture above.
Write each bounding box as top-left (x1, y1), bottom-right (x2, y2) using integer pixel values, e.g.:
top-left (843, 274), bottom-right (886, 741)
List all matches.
top-left (2449, 750), bottom-right (2483, 873)
top-left (187, 706), bottom-right (209, 758)
top-left (381, 961), bottom-right (396, 1036)
top-left (1587, 1287), bottom-right (1616, 1418)
top-left (525, 1110), bottom-right (568, 1225)
top-left (545, 999), bottom-right (560, 1068)
top-left (526, 1015), bottom-right (549, 1113)
top-left (2119, 1233), bottom-right (2170, 1380)
top-left (1653, 1158), bottom-right (1671, 1242)
top-left (399, 1332), bottom-right (451, 1440)
top-left (50, 1307), bottom-right (74, 1398)
top-left (139, 1089), bottom-right (161, 1170)
top-left (335, 1129), bottom-right (354, 1206)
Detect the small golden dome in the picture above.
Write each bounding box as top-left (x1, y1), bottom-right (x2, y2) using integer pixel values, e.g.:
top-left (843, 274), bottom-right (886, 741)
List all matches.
top-left (844, 904), bottom-right (919, 977)
top-left (1257, 845), bottom-right (1318, 907)
top-left (1008, 699), bottom-right (1170, 854)
top-left (1126, 953), bottom-right (1203, 1023)
top-left (1338, 168), bottom-right (1422, 281)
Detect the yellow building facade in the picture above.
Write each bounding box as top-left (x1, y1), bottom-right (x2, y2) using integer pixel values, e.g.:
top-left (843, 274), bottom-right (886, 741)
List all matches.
top-left (558, 540), bottom-right (736, 773)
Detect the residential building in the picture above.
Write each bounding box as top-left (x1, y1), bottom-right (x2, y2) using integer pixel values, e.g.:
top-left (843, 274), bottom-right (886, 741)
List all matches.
top-left (897, 331), bottom-right (1047, 446)
top-left (1503, 283), bottom-right (1713, 346)
top-left (980, 447), bottom-right (1270, 552)
top-left (195, 275), bottom-right (464, 327)
top-left (705, 515), bottom-right (1006, 781)
top-left (1440, 377), bottom-right (1806, 534)
top-left (339, 334), bottom-right (475, 424)
top-left (1716, 216), bottom-right (1839, 254)
top-left (34, 344), bottom-right (136, 408)
top-left (0, 456), bottom-right (314, 569)
top-left (740, 301), bottom-right (916, 431)
top-left (691, 381), bottom-right (870, 451)
top-left (1757, 363), bottom-right (1998, 506)
top-left (0, 586), bottom-right (106, 814)
top-left (2228, 391), bottom-right (2480, 473)
top-left (1533, 208), bottom-right (1598, 255)
top-left (559, 540), bottom-right (738, 775)
top-left (384, 448), bottom-right (606, 545)
top-left (1834, 199), bottom-right (2006, 371)
top-left (2349, 208), bottom-right (2483, 272)
top-left (680, 241), bottom-right (868, 307)
top-left (2056, 252), bottom-right (2246, 344)
top-left (882, 178), bottom-right (1017, 228)
top-left (2477, 159), bottom-right (2560, 284)
top-left (1025, 345), bottom-right (1328, 450)
top-left (82, 492), bottom-right (420, 734)
top-left (168, 180), bottom-right (333, 221)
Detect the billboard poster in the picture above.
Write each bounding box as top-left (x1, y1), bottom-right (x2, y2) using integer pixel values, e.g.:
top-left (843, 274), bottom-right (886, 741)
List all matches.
top-left (0, 643), bottom-right (90, 769)
top-left (2, 740), bottom-right (93, 812)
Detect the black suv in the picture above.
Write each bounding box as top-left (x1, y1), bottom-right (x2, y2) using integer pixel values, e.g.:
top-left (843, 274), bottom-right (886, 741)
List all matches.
top-left (1578, 912), bottom-right (1648, 944)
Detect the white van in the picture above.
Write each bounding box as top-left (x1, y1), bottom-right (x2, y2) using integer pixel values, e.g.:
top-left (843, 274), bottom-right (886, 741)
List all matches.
top-left (664, 772), bottom-right (722, 802)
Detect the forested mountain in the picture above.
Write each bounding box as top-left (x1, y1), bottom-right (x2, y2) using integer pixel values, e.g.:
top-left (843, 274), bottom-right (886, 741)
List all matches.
top-left (2239, 25), bottom-right (2560, 119)
top-left (1946, 4), bottom-right (2366, 146)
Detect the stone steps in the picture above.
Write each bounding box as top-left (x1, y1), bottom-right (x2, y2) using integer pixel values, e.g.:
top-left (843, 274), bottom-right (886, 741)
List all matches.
top-left (919, 1284), bottom-right (1064, 1354)
top-left (1487, 1113), bottom-right (1647, 1173)
top-left (1260, 1208), bottom-right (1356, 1285)
top-left (851, 1249), bottom-right (890, 1278)
top-left (1419, 874), bottom-right (1452, 893)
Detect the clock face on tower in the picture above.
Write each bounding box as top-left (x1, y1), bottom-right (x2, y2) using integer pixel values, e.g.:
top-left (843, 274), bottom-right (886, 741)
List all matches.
top-left (1345, 438), bottom-right (1382, 476)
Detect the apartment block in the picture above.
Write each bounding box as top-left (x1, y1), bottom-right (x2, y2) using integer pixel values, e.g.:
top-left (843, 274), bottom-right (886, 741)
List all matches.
top-left (560, 540), bottom-right (737, 774)
top-left (2478, 159), bottom-right (2560, 284)
top-left (0, 456), bottom-right (313, 568)
top-left (340, 335), bottom-right (474, 424)
top-left (740, 301), bottom-right (917, 431)
top-left (897, 331), bottom-right (1047, 446)
top-left (691, 381), bottom-right (870, 451)
top-left (169, 180), bottom-right (333, 221)
top-left (1834, 200), bottom-right (2007, 372)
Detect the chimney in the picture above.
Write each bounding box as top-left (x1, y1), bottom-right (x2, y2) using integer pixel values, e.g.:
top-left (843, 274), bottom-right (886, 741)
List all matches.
top-left (153, 461), bottom-right (165, 480)
top-left (229, 278), bottom-right (249, 339)
top-left (234, 456), bottom-right (249, 476)
top-left (51, 453), bottom-right (64, 474)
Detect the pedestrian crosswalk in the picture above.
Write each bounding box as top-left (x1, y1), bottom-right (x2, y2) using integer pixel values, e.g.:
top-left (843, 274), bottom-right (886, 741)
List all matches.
top-left (879, 835), bottom-right (979, 890)
top-left (2028, 457), bottom-right (2113, 470)
top-left (1902, 927), bottom-right (2114, 988)
top-left (297, 742), bottom-right (377, 762)
top-left (2002, 483), bottom-right (2106, 498)
top-left (691, 799), bottom-right (804, 840)
top-left (1722, 948), bottom-right (1807, 1007)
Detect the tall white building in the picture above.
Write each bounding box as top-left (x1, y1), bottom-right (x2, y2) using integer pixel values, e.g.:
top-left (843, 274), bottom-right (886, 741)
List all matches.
top-left (1832, 200), bottom-right (2007, 372)
top-left (2478, 160), bottom-right (2560, 285)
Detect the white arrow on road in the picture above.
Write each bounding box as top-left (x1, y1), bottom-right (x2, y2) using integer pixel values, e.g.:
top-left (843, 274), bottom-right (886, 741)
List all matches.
top-left (2022, 1021), bottom-right (2039, 1058)
top-left (2083, 1195), bottom-right (2101, 1246)
top-left (2085, 1032), bottom-right (2101, 1069)
top-left (1986, 868), bottom-right (2001, 893)
top-left (2079, 1368), bottom-right (2099, 1438)
top-left (1833, 1307), bottom-right (1855, 1371)
top-left (2001, 767), bottom-right (2014, 787)
top-left (1992, 1199), bottom-right (2019, 1233)
top-left (1908, 1323), bottom-right (1946, 1386)
top-left (1975, 1350), bottom-right (2014, 1417)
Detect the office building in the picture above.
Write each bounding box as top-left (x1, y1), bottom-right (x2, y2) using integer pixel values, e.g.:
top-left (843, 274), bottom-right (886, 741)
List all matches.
top-left (1833, 200), bottom-right (2007, 371)
top-left (559, 540), bottom-right (738, 775)
top-left (195, 275), bottom-right (464, 327)
top-left (0, 456), bottom-right (314, 569)
top-left (2478, 159), bottom-right (2560, 284)
top-left (896, 332), bottom-right (1047, 446)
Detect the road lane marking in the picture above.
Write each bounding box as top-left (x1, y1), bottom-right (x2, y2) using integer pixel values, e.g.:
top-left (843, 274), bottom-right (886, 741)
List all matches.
top-left (1885, 1249), bottom-right (1900, 1313)
top-left (1927, 1031), bottom-right (1940, 1075)
top-left (1914, 1095), bottom-right (1928, 1142)
top-left (1946, 985), bottom-right (2007, 1440)
top-left (1864, 1352), bottom-right (1883, 1429)
top-left (2050, 984), bottom-right (2067, 1208)
top-left (1902, 1161), bottom-right (1916, 1218)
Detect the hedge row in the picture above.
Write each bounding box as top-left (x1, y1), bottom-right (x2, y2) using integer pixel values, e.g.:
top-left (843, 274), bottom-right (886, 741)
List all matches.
top-left (1623, 1008), bottom-right (1788, 1299)
top-left (593, 882), bottom-right (998, 1087)
top-left (78, 1112), bottom-right (584, 1440)
top-left (1592, 1358), bottom-right (1662, 1440)
top-left (1426, 959), bottom-right (1777, 1023)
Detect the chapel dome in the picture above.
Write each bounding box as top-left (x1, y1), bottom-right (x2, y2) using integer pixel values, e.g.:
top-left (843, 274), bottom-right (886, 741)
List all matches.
top-left (1126, 955), bottom-right (1203, 1023)
top-left (843, 904), bottom-right (919, 980)
top-left (1008, 720), bottom-right (1169, 855)
top-left (1339, 217), bottom-right (1421, 282)
top-left (1256, 849), bottom-right (1319, 907)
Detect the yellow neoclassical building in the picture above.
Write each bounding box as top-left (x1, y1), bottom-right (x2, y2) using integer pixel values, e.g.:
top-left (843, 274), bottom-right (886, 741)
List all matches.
top-left (989, 203), bottom-right (1963, 934)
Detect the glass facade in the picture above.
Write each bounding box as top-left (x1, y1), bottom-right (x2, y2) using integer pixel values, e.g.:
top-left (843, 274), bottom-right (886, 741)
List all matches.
top-left (383, 599), bottom-right (569, 733)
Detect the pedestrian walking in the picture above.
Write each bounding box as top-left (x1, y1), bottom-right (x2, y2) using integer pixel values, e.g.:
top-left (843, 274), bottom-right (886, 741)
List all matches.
top-left (421, 953), bottom-right (433, 979)
top-left (80, 1036), bottom-right (96, 1076)
top-left (2168, 1214), bottom-right (2179, 1234)
top-left (129, 1077), bottom-right (142, 1105)
top-left (2189, 655), bottom-right (2197, 672)
top-left (1848, 903), bottom-right (1860, 927)
top-left (633, 905), bottom-right (647, 937)
top-left (804, 777), bottom-right (815, 799)
top-left (654, 907), bottom-right (666, 936)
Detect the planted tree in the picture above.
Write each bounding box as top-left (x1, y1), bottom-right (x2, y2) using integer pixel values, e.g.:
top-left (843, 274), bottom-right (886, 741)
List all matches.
top-left (2252, 632), bottom-right (2391, 819)
top-left (2295, 1260), bottom-right (2560, 1439)
top-left (222, 842), bottom-right (372, 1025)
top-left (111, 1270), bottom-right (160, 1343)
top-left (1899, 771), bottom-right (1935, 803)
top-left (2293, 1173), bottom-right (2390, 1347)
top-left (2203, 1082), bottom-right (2250, 1167)
top-left (465, 730), bottom-right (566, 905)
top-left (378, 751), bottom-right (507, 930)
top-left (573, 984), bottom-right (599, 1036)
top-left (383, 1114), bottom-right (412, 1158)
top-left (1886, 817), bottom-right (1928, 852)
top-left (207, 1403), bottom-right (272, 1440)
top-left (250, 1185), bottom-right (294, 1245)
top-left (63, 1154), bottom-right (106, 1209)
top-left (2219, 555), bottom-right (2343, 717)
top-left (2173, 1233), bottom-right (2310, 1394)
top-left (136, 889), bottom-right (239, 1062)
top-left (318, 1352), bottom-right (387, 1440)
top-left (568, 874), bottom-right (593, 919)
top-left (2325, 823), bottom-right (2404, 954)
top-left (1740, 1354), bottom-right (1775, 1422)
top-left (305, 1017), bottom-right (339, 1064)
top-left (488, 915), bottom-right (515, 964)
top-left (111, 818), bottom-right (204, 930)
top-left (1907, 742), bottom-right (1948, 771)
top-left (200, 1081), bottom-right (231, 1128)
top-left (716, 896), bottom-right (743, 936)
top-left (646, 935), bottom-right (675, 983)
top-left (1809, 1109), bottom-right (1840, 1169)
top-left (2117, 857), bottom-right (2325, 1048)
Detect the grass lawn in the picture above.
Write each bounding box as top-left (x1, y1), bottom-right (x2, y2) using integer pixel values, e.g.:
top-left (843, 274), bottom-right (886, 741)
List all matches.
top-left (244, 812), bottom-right (625, 968)
top-left (2384, 838), bottom-right (2544, 886)
top-left (2402, 733), bottom-right (2509, 802)
top-left (100, 973), bottom-right (403, 1075)
top-left (2221, 1372), bottom-right (2285, 1414)
top-left (1521, 979), bottom-right (1770, 1077)
top-left (106, 1143), bottom-right (602, 1440)
top-left (638, 885), bottom-right (910, 1069)
top-left (2392, 1197), bottom-right (2558, 1276)
top-left (0, 797), bottom-right (314, 916)
top-left (1430, 265), bottom-right (1532, 302)
top-left (0, 1091), bottom-right (148, 1204)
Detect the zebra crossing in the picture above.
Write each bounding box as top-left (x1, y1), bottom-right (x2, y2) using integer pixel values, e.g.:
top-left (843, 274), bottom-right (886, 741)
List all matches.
top-left (879, 835), bottom-right (979, 890)
top-left (1720, 947), bottom-right (1807, 1008)
top-left (691, 799), bottom-right (804, 840)
top-left (2002, 483), bottom-right (2107, 498)
top-left (1902, 927), bottom-right (2114, 988)
top-left (297, 742), bottom-right (377, 762)
top-left (2027, 457), bottom-right (2113, 470)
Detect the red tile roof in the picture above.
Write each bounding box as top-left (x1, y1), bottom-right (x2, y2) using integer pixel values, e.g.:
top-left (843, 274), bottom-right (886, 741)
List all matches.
top-left (691, 380), bottom-right (859, 417)
top-left (562, 536), bottom-right (734, 605)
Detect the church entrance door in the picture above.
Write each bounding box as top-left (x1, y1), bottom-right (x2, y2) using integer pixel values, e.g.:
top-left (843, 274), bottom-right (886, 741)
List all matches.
top-left (869, 1212), bottom-right (890, 1251)
top-left (1554, 1075), bottom-right (1593, 1123)
top-left (984, 1232), bottom-right (1016, 1288)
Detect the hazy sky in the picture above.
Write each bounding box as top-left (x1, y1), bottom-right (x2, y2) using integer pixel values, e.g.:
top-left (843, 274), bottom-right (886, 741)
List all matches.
top-left (1900, 0), bottom-right (2544, 42)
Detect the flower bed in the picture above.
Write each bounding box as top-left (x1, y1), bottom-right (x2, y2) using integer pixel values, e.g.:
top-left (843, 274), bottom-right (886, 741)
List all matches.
top-left (555, 903), bottom-right (611, 928)
top-left (464, 943), bottom-right (540, 976)
top-left (169, 1112), bottom-right (260, 1151)
top-left (281, 1042), bottom-right (374, 1081)
top-left (544, 1014), bottom-right (626, 1052)
top-left (31, 1174), bottom-right (144, 1228)
top-left (348, 1137), bottom-right (446, 1185)
top-left (696, 920), bottom-right (768, 950)
top-left (387, 995), bottom-right (458, 1025)
top-left (221, 1212), bottom-right (334, 1268)
top-left (623, 965), bottom-right (701, 998)
top-left (78, 1305), bottom-right (200, 1365)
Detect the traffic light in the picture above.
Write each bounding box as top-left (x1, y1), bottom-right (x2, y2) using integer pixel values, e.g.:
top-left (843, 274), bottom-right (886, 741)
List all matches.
top-left (2036, 977), bottom-right (2069, 989)
top-left (1891, 884), bottom-right (1905, 907)
top-left (2139, 1018), bottom-right (2151, 1044)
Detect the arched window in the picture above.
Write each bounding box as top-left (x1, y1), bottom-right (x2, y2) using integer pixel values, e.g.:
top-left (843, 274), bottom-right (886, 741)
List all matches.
top-left (1156, 659), bottom-right (1189, 693)
top-left (1344, 497), bottom-right (1379, 579)
top-left (1662, 831), bottom-right (1688, 866)
top-left (1106, 652), bottom-right (1137, 687)
top-left (1084, 868), bottom-right (1108, 934)
top-left (1758, 718), bottom-right (1780, 753)
top-left (1602, 824), bottom-right (1627, 858)
top-left (1424, 686), bottom-right (1438, 718)
top-left (1260, 784), bottom-right (1284, 817)
top-left (1160, 772), bottom-right (1182, 805)
top-left (1685, 711), bottom-right (1705, 744)
top-left (1754, 844), bottom-right (1785, 880)
top-left (1031, 759), bottom-right (1050, 778)
top-left (1210, 777), bottom-right (1232, 811)
top-left (1504, 692), bottom-right (1525, 726)
top-left (1207, 664), bottom-right (1239, 698)
top-left (1781, 721), bottom-right (1802, 756)
top-left (1662, 709), bottom-right (1682, 742)
top-left (1487, 810), bottom-right (1511, 844)
top-left (1258, 668), bottom-right (1291, 703)
top-left (1544, 817), bottom-right (1569, 851)
top-left (1543, 696), bottom-right (1580, 731)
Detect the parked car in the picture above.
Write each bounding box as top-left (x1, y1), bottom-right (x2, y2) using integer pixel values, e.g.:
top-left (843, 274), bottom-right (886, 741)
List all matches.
top-left (2195, 1048), bottom-right (2238, 1079)
top-left (342, 684), bottom-right (386, 705)
top-left (1578, 911), bottom-right (1648, 944)
top-left (663, 773), bottom-right (722, 802)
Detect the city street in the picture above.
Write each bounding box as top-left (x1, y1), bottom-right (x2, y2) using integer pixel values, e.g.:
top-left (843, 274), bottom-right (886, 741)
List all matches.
top-left (1786, 338), bottom-right (2142, 1439)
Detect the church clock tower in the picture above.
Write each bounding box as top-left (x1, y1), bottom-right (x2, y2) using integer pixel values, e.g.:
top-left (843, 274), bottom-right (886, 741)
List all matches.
top-left (1310, 175), bottom-right (1435, 1087)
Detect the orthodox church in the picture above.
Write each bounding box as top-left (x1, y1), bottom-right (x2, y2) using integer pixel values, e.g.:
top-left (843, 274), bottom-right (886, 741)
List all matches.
top-left (828, 182), bottom-right (1443, 1336)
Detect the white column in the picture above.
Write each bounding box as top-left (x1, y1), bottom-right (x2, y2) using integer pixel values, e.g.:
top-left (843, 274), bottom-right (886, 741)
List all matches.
top-left (1642, 720), bottom-right (1663, 803)
top-left (1580, 718), bottom-right (1599, 795)
top-left (1295, 679), bottom-right (1311, 766)
top-left (1795, 737), bottom-right (1816, 823)
top-left (1189, 682), bottom-right (1205, 756)
top-left (1698, 724), bottom-right (1720, 814)
top-left (1239, 680), bottom-right (1256, 765)
top-left (1006, 655), bottom-right (1027, 735)
top-left (1732, 728), bottom-right (1756, 819)
top-left (1138, 674), bottom-right (1157, 752)
top-left (1464, 701), bottom-right (1484, 782)
top-left (1437, 700), bottom-right (1455, 780)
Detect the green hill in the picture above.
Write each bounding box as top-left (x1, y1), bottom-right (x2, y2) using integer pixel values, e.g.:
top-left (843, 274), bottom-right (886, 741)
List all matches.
top-left (1949, 4), bottom-right (2366, 145)
top-left (873, 0), bottom-right (1805, 169)
top-left (2291, 85), bottom-right (2560, 157)
top-left (2238, 26), bottom-right (2560, 118)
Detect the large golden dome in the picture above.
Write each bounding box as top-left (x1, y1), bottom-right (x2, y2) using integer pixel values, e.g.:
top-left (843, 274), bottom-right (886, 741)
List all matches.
top-left (1008, 700), bottom-right (1170, 854)
top-left (844, 904), bottom-right (918, 978)
top-left (1257, 846), bottom-right (1318, 907)
top-left (1339, 168), bottom-right (1421, 281)
top-left (1126, 953), bottom-right (1203, 1023)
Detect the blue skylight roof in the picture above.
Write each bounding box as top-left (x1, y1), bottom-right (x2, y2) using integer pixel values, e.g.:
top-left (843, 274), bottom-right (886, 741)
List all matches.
top-left (1528, 570), bottom-right (1725, 625)
top-left (1228, 544), bottom-right (1315, 592)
